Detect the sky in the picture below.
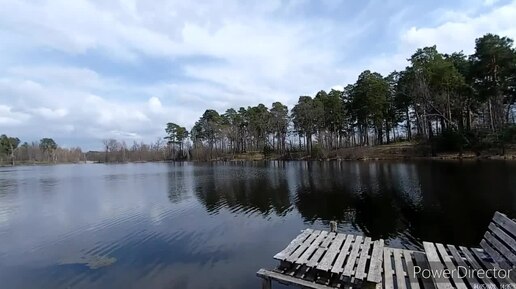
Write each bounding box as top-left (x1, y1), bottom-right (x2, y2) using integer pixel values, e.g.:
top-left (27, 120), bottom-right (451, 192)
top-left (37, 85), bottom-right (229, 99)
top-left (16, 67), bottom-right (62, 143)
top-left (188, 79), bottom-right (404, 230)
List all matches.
top-left (1, 0), bottom-right (516, 150)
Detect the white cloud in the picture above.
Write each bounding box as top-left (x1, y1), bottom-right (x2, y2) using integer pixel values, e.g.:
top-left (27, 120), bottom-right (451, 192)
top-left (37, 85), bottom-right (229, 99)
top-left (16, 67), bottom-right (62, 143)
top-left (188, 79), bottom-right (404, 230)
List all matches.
top-left (360, 0), bottom-right (516, 76)
top-left (31, 107), bottom-right (68, 120)
top-left (484, 0), bottom-right (499, 6)
top-left (8, 66), bottom-right (105, 89)
top-left (0, 69), bottom-right (209, 148)
top-left (0, 105), bottom-right (31, 126)
top-left (0, 0), bottom-right (515, 149)
top-left (401, 1), bottom-right (516, 55)
top-left (148, 97), bottom-right (163, 113)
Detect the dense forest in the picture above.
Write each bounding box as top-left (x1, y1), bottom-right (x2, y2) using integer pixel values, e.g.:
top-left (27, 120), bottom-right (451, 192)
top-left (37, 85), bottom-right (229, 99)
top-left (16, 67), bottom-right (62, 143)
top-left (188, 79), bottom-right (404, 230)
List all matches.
top-left (1, 33), bottom-right (515, 164)
top-left (163, 33), bottom-right (516, 160)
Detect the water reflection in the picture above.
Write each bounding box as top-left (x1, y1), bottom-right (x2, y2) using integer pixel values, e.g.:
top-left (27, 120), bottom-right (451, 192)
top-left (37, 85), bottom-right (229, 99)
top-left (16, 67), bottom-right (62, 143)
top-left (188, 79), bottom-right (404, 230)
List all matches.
top-left (0, 161), bottom-right (514, 289)
top-left (193, 163), bottom-right (292, 216)
top-left (191, 161), bottom-right (516, 247)
top-left (167, 163), bottom-right (193, 204)
top-left (39, 177), bottom-right (59, 192)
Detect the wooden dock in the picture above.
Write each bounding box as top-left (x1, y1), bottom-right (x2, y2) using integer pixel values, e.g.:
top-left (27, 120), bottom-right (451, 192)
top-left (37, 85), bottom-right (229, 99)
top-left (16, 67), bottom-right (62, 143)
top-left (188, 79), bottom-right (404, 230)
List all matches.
top-left (257, 212), bottom-right (516, 289)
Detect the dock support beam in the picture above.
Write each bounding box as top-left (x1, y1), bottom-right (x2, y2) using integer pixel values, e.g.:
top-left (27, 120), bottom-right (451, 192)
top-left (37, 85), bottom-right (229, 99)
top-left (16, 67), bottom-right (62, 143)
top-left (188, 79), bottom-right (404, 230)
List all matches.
top-left (261, 277), bottom-right (272, 289)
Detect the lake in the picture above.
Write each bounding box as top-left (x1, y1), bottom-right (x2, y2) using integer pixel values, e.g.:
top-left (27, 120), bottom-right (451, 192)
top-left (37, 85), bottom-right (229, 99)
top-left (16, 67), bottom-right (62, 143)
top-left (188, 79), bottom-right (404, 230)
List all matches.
top-left (0, 161), bottom-right (515, 289)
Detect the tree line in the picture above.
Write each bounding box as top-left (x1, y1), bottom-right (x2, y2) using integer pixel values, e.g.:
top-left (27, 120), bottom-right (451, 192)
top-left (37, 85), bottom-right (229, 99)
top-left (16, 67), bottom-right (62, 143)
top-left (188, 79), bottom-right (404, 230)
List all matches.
top-left (0, 135), bottom-right (84, 165)
top-left (2, 33), bottom-right (515, 164)
top-left (0, 135), bottom-right (188, 165)
top-left (86, 138), bottom-right (177, 163)
top-left (1, 136), bottom-right (178, 165)
top-left (164, 33), bottom-right (516, 159)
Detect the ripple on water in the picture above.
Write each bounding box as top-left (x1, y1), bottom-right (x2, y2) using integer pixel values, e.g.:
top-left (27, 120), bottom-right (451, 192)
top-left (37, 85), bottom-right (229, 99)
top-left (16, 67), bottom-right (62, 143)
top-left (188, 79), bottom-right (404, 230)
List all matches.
top-left (0, 162), bottom-right (515, 289)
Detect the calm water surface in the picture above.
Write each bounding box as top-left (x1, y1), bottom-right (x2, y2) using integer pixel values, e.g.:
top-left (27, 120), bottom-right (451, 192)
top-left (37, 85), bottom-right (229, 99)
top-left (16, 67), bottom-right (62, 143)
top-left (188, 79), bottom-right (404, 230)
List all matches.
top-left (0, 161), bottom-right (515, 289)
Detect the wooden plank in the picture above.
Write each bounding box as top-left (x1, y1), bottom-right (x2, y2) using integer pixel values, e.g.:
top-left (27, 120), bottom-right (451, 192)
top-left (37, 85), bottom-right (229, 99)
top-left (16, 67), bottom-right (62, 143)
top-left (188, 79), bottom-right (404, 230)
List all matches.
top-left (355, 237), bottom-right (372, 280)
top-left (257, 268), bottom-right (336, 289)
top-left (493, 212), bottom-right (516, 236)
top-left (458, 247), bottom-right (485, 271)
top-left (393, 249), bottom-right (407, 289)
top-left (403, 250), bottom-right (420, 289)
top-left (422, 242), bottom-right (454, 289)
top-left (274, 229), bottom-right (313, 260)
top-left (320, 232), bottom-right (336, 248)
top-left (470, 247), bottom-right (514, 286)
top-left (488, 223), bottom-right (516, 260)
top-left (286, 230), bottom-right (321, 263)
top-left (317, 233), bottom-right (346, 271)
top-left (261, 277), bottom-right (271, 289)
top-left (305, 249), bottom-right (324, 268)
top-left (413, 252), bottom-right (437, 289)
top-left (484, 230), bottom-right (516, 266)
top-left (478, 240), bottom-right (516, 282)
top-left (297, 231), bottom-right (328, 265)
top-left (342, 235), bottom-right (364, 277)
top-left (458, 246), bottom-right (496, 288)
top-left (330, 234), bottom-right (355, 274)
top-left (384, 248), bottom-right (395, 289)
top-left (293, 264), bottom-right (308, 278)
top-left (479, 239), bottom-right (512, 271)
top-left (435, 243), bottom-right (467, 289)
top-left (300, 265), bottom-right (318, 283)
top-left (446, 245), bottom-right (480, 288)
top-left (367, 239), bottom-right (385, 283)
top-left (306, 232), bottom-right (334, 267)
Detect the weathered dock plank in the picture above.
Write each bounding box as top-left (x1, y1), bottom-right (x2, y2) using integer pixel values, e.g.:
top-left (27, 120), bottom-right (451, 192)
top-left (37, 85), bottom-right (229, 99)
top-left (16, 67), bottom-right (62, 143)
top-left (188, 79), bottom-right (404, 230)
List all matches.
top-left (367, 239), bottom-right (384, 283)
top-left (493, 212), bottom-right (516, 234)
top-left (330, 234), bottom-right (355, 274)
top-left (354, 237), bottom-right (372, 280)
top-left (423, 242), bottom-right (454, 289)
top-left (447, 245), bottom-right (480, 288)
top-left (412, 251), bottom-right (436, 289)
top-left (487, 223), bottom-right (516, 255)
top-left (421, 211), bottom-right (516, 289)
top-left (458, 246), bottom-right (496, 288)
top-left (316, 233), bottom-right (346, 271)
top-left (483, 232), bottom-right (516, 269)
top-left (286, 230), bottom-right (321, 263)
top-left (403, 250), bottom-right (420, 289)
top-left (259, 210), bottom-right (516, 289)
top-left (274, 229), bottom-right (313, 260)
top-left (471, 247), bottom-right (514, 286)
top-left (435, 243), bottom-right (467, 289)
top-left (297, 231), bottom-right (328, 265)
top-left (257, 269), bottom-right (335, 289)
top-left (342, 235), bottom-right (364, 276)
top-left (393, 249), bottom-right (407, 289)
top-left (306, 232), bottom-right (335, 268)
top-left (383, 248), bottom-right (395, 289)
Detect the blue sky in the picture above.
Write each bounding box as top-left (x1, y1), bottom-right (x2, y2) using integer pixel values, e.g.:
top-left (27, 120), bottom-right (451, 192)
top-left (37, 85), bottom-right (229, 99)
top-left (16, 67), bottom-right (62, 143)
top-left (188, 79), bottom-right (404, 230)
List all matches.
top-left (1, 0), bottom-right (515, 150)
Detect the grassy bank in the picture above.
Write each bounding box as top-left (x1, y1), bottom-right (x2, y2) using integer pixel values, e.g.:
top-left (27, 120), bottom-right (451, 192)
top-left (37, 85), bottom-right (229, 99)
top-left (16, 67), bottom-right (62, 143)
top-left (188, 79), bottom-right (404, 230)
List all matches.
top-left (215, 142), bottom-right (516, 161)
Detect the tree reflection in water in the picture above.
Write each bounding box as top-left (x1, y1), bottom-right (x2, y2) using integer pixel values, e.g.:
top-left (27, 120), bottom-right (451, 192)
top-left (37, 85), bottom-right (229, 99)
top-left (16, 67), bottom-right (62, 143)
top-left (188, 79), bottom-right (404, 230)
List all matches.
top-left (192, 160), bottom-right (516, 248)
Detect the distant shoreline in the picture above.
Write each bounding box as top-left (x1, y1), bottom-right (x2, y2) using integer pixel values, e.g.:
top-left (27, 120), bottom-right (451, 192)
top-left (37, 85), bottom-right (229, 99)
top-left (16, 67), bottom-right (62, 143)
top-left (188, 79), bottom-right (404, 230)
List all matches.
top-left (207, 142), bottom-right (516, 162)
top-left (2, 144), bottom-right (515, 167)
